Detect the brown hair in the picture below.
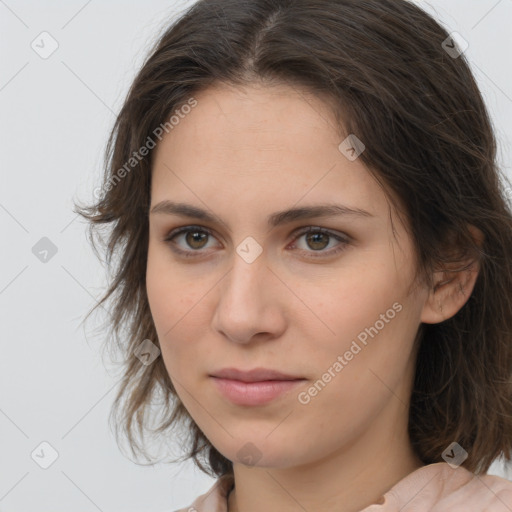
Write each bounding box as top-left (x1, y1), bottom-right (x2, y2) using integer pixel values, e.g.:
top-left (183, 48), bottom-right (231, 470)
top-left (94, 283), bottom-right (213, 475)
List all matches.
top-left (76, 0), bottom-right (512, 477)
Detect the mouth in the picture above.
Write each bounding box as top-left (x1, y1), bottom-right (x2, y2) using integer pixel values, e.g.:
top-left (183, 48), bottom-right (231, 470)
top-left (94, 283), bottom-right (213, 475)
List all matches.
top-left (209, 367), bottom-right (307, 406)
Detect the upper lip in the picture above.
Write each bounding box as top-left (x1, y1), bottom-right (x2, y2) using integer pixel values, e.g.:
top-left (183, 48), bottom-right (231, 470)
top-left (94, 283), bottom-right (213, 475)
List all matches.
top-left (210, 367), bottom-right (304, 382)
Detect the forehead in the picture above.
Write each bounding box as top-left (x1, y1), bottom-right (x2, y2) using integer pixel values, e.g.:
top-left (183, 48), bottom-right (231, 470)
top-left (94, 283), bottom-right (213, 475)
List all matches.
top-left (150, 82), bottom-right (394, 229)
top-left (155, 81), bottom-right (342, 159)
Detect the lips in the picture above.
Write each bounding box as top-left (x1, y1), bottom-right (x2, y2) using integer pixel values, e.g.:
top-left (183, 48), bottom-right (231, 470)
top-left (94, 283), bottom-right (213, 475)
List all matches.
top-left (209, 367), bottom-right (304, 382)
top-left (209, 367), bottom-right (306, 406)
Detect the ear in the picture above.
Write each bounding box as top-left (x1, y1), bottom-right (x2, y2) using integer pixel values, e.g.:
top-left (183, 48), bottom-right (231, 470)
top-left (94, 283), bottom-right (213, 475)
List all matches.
top-left (420, 225), bottom-right (484, 324)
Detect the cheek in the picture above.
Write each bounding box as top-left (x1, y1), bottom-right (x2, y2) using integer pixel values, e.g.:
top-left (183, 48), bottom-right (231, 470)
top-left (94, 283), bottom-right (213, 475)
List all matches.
top-left (297, 263), bottom-right (417, 404)
top-left (146, 247), bottom-right (185, 362)
top-left (146, 249), bottom-right (173, 331)
top-left (294, 309), bottom-right (417, 453)
top-left (304, 261), bottom-right (406, 353)
top-left (146, 242), bottom-right (197, 328)
top-left (146, 246), bottom-right (214, 380)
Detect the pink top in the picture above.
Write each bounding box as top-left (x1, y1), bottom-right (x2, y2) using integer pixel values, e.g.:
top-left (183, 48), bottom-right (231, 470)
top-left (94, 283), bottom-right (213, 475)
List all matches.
top-left (174, 462), bottom-right (512, 511)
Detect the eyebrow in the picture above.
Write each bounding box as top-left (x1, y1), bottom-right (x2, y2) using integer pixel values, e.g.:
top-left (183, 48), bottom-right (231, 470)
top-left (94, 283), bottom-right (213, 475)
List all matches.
top-left (150, 200), bottom-right (373, 230)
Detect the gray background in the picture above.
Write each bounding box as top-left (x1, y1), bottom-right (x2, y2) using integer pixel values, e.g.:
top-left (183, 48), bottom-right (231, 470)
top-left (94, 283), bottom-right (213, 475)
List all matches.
top-left (1, 1), bottom-right (511, 511)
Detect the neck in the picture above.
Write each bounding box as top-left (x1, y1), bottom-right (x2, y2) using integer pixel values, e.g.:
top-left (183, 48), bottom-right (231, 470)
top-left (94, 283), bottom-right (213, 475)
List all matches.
top-left (227, 401), bottom-right (424, 512)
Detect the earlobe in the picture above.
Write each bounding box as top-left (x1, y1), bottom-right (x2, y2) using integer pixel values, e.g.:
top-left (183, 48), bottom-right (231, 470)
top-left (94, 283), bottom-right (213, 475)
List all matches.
top-left (420, 225), bottom-right (484, 325)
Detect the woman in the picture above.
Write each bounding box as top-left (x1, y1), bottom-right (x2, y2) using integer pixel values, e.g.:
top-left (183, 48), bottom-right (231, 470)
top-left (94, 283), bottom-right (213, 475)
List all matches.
top-left (77, 0), bottom-right (512, 510)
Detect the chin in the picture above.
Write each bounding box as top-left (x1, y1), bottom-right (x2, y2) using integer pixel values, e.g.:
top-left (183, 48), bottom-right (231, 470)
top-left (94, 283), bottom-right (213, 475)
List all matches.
top-left (211, 435), bottom-right (305, 470)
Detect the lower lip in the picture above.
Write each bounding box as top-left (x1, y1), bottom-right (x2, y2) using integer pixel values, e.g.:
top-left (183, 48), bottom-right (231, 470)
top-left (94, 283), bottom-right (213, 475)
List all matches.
top-left (210, 377), bottom-right (306, 406)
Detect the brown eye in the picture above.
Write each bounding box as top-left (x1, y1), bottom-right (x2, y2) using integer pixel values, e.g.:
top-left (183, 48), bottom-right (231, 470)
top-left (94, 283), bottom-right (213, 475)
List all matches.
top-left (163, 226), bottom-right (218, 256)
top-left (304, 231), bottom-right (330, 251)
top-left (163, 225), bottom-right (350, 260)
top-left (291, 227), bottom-right (350, 259)
top-left (184, 230), bottom-right (209, 249)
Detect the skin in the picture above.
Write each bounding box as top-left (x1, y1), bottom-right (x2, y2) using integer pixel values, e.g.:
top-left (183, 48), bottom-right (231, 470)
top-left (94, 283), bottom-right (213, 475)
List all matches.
top-left (146, 81), bottom-right (481, 512)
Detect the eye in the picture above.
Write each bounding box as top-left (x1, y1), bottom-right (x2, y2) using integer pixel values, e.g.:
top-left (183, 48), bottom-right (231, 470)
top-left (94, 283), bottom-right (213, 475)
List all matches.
top-left (163, 225), bottom-right (218, 257)
top-left (288, 227), bottom-right (350, 259)
top-left (163, 225), bottom-right (350, 259)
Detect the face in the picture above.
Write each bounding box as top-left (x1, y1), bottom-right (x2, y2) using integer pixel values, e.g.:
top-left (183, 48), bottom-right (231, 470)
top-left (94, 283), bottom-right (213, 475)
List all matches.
top-left (146, 81), bottom-right (430, 469)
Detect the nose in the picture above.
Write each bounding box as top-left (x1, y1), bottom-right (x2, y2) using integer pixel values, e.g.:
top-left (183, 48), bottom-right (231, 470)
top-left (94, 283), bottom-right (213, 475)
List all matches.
top-left (211, 248), bottom-right (287, 345)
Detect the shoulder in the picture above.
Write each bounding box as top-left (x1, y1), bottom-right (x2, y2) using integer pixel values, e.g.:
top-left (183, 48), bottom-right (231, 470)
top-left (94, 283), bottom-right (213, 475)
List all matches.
top-left (170, 464), bottom-right (512, 512)
top-left (173, 473), bottom-right (234, 512)
top-left (362, 462), bottom-right (512, 511)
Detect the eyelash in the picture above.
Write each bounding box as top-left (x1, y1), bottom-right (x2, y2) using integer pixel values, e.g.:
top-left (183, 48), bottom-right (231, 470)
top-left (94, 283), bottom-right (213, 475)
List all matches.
top-left (162, 225), bottom-right (351, 259)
